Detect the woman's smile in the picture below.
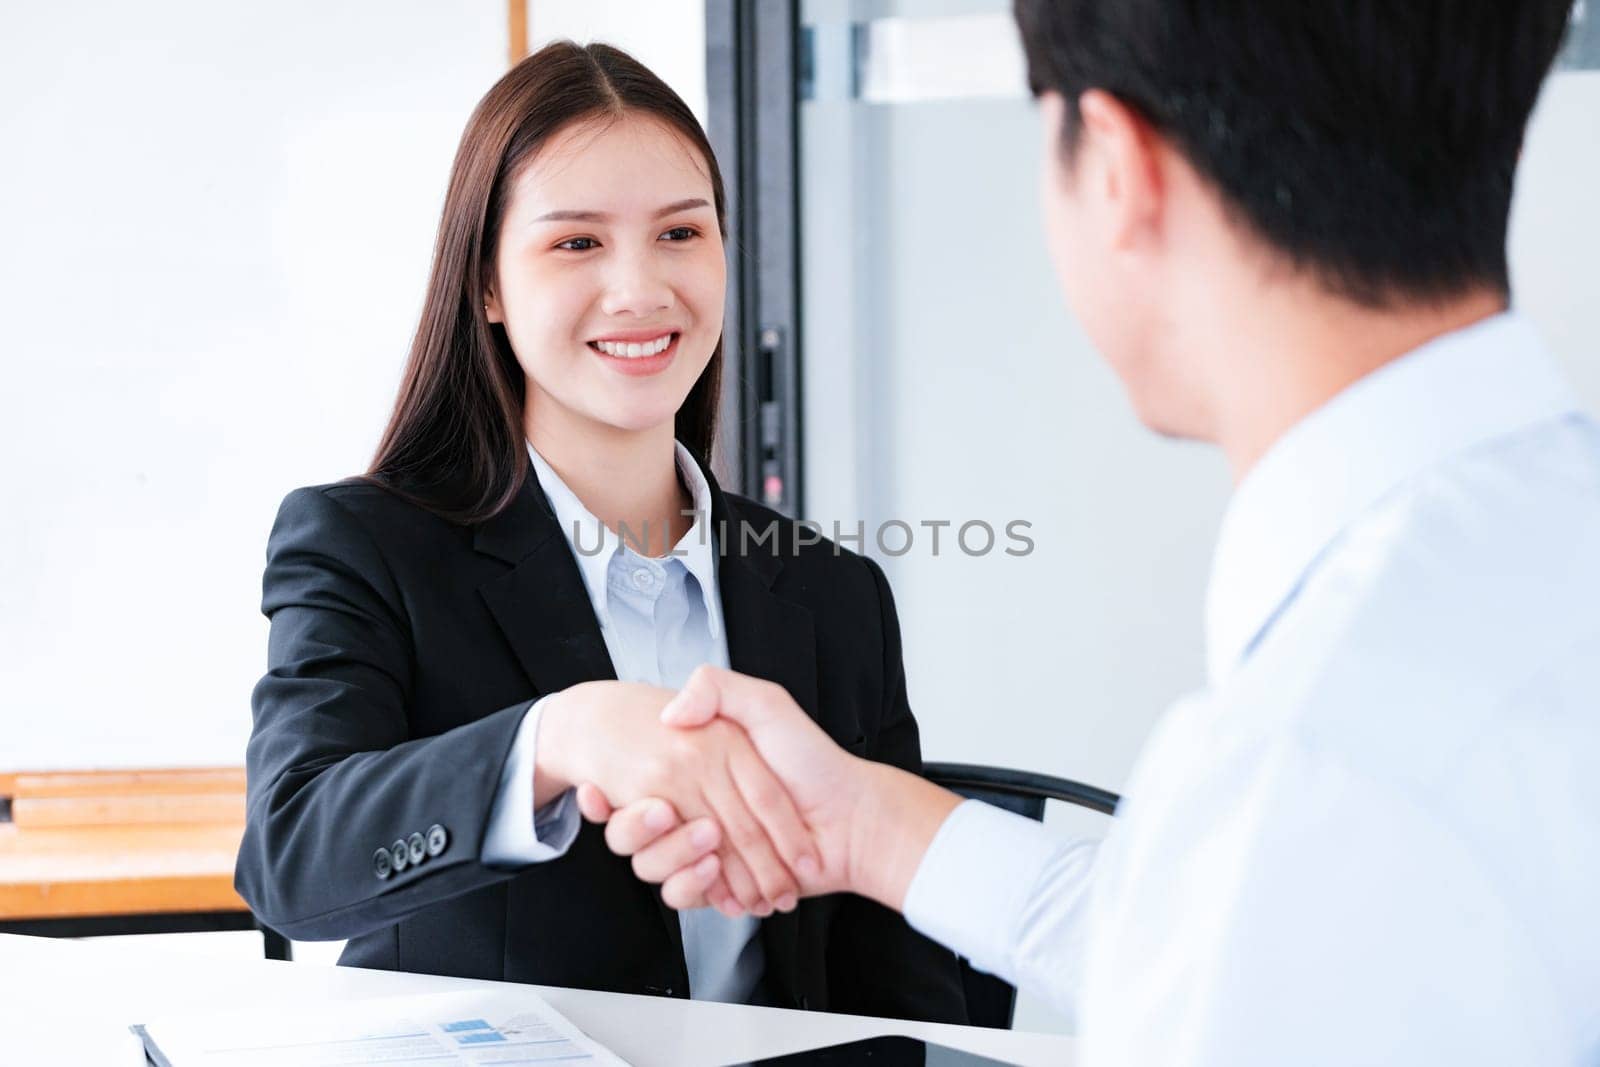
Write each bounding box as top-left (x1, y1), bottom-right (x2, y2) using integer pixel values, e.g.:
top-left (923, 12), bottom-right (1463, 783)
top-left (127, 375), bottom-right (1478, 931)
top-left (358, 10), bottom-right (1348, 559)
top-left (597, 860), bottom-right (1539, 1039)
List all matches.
top-left (586, 329), bottom-right (682, 377)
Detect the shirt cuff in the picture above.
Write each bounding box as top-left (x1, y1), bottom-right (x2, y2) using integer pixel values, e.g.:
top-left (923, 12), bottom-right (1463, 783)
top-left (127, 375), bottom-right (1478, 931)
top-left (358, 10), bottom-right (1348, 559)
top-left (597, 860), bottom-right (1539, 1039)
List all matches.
top-left (903, 799), bottom-right (1062, 984)
top-left (480, 695), bottom-right (582, 867)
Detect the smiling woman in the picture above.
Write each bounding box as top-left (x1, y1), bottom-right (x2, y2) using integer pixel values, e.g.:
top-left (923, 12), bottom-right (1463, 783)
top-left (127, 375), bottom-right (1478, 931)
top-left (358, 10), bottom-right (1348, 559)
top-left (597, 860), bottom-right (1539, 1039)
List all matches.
top-left (488, 113), bottom-right (726, 456)
top-left (234, 40), bottom-right (967, 1022)
top-left (368, 43), bottom-right (729, 524)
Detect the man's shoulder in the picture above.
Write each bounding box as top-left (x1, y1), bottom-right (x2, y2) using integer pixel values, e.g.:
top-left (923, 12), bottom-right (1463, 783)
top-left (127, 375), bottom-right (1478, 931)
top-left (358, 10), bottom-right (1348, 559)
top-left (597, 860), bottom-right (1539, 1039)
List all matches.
top-left (1320, 413), bottom-right (1599, 655)
top-left (1351, 411), bottom-right (1600, 642)
top-left (1241, 416), bottom-right (1600, 779)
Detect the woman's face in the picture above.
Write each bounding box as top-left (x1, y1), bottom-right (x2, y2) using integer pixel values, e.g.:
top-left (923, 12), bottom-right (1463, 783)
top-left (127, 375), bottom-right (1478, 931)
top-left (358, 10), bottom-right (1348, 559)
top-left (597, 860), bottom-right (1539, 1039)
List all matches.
top-left (487, 113), bottom-right (725, 441)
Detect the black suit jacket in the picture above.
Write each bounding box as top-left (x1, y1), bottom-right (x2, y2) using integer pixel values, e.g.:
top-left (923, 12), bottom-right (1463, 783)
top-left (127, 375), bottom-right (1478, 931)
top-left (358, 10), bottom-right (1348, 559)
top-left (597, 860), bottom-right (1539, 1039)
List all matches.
top-left (235, 455), bottom-right (967, 1023)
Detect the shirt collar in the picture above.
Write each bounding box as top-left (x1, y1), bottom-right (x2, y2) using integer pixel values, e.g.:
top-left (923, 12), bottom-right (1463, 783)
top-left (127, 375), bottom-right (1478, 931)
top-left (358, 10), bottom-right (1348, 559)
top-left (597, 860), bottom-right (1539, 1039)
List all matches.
top-left (668, 446), bottom-right (725, 640)
top-left (524, 440), bottom-right (723, 640)
top-left (1204, 310), bottom-right (1582, 686)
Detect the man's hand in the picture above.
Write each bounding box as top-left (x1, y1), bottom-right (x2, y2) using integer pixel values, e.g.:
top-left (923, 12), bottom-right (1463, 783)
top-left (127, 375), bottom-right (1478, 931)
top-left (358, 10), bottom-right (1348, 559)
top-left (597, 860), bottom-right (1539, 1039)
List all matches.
top-left (533, 679), bottom-right (819, 917)
top-left (576, 666), bottom-right (962, 915)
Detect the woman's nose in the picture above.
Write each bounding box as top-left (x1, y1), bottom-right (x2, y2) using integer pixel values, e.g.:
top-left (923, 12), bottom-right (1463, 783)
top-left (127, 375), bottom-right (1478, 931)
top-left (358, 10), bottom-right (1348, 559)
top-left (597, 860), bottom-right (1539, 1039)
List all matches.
top-left (599, 252), bottom-right (673, 317)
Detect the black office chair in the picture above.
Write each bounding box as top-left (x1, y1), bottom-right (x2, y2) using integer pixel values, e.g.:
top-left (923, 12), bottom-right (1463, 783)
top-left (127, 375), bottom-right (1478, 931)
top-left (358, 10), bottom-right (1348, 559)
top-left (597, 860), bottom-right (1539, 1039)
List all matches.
top-left (921, 762), bottom-right (1120, 1030)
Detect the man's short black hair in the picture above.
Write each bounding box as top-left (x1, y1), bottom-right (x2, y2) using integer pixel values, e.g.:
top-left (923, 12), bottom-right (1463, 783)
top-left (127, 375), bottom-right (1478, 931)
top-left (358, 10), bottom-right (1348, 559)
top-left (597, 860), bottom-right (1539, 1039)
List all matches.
top-left (1014, 0), bottom-right (1574, 307)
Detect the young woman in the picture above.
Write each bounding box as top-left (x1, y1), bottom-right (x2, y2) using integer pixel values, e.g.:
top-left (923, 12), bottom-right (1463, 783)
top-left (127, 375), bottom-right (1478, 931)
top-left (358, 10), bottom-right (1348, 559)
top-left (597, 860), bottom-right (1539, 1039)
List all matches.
top-left (235, 42), bottom-right (965, 1021)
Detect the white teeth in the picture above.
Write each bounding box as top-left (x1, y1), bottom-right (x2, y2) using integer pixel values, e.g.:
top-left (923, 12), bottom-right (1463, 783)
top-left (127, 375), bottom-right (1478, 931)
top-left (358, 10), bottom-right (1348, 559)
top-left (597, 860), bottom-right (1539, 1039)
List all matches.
top-left (595, 334), bottom-right (673, 358)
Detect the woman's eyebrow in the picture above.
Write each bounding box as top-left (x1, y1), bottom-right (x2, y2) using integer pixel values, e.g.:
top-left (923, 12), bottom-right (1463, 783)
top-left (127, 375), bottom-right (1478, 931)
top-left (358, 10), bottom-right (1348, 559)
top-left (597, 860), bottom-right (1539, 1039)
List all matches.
top-left (653, 197), bottom-right (711, 217)
top-left (531, 198), bottom-right (712, 224)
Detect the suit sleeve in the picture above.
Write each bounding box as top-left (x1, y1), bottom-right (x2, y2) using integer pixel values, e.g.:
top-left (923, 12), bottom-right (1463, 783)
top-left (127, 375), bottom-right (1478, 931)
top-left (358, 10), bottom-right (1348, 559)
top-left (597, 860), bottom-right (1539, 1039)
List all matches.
top-left (822, 555), bottom-right (970, 1025)
top-left (235, 486), bottom-right (534, 941)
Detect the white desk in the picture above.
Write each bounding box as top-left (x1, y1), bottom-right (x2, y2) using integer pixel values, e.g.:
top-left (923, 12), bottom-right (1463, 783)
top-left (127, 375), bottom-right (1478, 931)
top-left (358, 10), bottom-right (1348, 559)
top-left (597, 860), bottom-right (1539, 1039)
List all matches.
top-left (0, 933), bottom-right (1074, 1065)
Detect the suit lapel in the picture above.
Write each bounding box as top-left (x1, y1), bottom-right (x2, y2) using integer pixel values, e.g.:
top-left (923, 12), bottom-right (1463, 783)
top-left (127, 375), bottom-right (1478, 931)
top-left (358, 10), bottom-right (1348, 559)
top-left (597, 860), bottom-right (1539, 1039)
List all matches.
top-left (474, 469), bottom-right (617, 694)
top-left (475, 465), bottom-right (693, 979)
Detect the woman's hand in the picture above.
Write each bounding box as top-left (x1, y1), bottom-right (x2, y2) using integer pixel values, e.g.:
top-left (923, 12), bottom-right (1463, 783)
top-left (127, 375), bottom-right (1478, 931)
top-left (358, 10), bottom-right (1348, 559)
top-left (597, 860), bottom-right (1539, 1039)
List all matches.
top-left (534, 679), bottom-right (820, 916)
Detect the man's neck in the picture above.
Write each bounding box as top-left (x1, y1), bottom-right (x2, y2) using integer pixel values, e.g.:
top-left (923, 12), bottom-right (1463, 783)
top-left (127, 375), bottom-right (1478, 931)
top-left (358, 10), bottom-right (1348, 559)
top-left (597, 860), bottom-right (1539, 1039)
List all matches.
top-left (1210, 288), bottom-right (1508, 483)
top-left (524, 398), bottom-right (692, 558)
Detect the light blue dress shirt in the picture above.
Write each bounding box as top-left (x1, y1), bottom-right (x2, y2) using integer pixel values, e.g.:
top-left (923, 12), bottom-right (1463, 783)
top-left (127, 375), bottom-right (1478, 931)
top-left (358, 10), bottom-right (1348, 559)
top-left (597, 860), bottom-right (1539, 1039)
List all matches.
top-left (905, 312), bottom-right (1600, 1064)
top-left (479, 441), bottom-right (764, 1005)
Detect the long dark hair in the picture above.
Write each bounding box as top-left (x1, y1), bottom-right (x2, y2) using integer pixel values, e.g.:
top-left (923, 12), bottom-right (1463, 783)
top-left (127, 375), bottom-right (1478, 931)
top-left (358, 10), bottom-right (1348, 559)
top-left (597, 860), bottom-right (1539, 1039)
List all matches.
top-left (366, 41), bottom-right (728, 524)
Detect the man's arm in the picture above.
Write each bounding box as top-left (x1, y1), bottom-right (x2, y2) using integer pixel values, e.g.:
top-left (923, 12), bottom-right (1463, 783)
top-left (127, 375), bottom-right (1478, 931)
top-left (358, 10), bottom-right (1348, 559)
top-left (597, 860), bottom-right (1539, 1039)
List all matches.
top-left (903, 799), bottom-right (1099, 1017)
top-left (594, 663), bottom-right (1103, 1017)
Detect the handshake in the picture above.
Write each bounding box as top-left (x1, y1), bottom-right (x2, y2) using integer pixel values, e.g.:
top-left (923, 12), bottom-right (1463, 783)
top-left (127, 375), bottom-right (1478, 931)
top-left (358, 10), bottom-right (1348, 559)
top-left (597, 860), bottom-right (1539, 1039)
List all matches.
top-left (532, 666), bottom-right (959, 918)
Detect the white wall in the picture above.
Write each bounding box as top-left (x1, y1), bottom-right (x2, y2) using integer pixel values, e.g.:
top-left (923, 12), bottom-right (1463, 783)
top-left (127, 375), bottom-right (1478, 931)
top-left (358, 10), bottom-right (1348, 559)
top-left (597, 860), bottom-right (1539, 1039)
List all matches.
top-left (1510, 73), bottom-right (1600, 403)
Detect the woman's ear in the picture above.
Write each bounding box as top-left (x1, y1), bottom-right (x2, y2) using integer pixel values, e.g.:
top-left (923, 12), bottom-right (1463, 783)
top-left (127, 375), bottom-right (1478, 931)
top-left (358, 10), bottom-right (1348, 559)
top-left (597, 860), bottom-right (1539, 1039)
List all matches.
top-left (483, 286), bottom-right (503, 324)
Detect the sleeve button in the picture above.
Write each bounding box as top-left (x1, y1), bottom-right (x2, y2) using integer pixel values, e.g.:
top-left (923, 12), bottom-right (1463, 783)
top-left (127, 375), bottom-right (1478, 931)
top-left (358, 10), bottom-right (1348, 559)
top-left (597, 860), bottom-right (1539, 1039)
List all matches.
top-left (407, 832), bottom-right (427, 865)
top-left (372, 848), bottom-right (393, 880)
top-left (390, 840), bottom-right (409, 872)
top-left (426, 824), bottom-right (449, 857)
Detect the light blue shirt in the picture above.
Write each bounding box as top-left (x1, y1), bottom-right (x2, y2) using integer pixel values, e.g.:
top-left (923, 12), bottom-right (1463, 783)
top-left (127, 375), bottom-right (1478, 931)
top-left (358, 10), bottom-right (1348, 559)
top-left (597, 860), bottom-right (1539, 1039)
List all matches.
top-left (480, 441), bottom-right (764, 1005)
top-left (906, 312), bottom-right (1600, 1063)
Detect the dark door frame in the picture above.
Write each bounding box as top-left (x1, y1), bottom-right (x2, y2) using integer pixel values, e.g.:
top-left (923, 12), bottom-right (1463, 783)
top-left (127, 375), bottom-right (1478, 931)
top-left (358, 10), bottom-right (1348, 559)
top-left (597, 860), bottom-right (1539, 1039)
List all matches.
top-left (705, 0), bottom-right (805, 517)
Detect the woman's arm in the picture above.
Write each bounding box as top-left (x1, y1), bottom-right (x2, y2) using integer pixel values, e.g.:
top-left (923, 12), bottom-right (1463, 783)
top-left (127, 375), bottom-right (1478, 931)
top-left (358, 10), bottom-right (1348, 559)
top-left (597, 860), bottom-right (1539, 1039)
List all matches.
top-left (236, 486), bottom-right (531, 941)
top-left (237, 486), bottom-right (812, 939)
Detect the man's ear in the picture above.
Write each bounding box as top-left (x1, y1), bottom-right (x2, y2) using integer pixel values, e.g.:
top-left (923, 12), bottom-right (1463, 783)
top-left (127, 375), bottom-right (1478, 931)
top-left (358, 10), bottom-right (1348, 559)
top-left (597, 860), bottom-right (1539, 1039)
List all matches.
top-left (1075, 88), bottom-right (1164, 251)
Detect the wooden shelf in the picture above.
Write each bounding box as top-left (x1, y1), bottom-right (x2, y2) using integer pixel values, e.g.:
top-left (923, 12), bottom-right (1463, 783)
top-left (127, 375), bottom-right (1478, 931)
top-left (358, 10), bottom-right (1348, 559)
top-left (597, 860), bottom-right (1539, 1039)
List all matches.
top-left (0, 768), bottom-right (249, 921)
top-left (0, 822), bottom-right (248, 920)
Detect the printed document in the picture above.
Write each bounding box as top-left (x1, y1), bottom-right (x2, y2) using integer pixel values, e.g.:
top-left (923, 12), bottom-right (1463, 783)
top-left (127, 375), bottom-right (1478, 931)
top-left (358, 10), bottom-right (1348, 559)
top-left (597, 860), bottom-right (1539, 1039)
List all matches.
top-left (131, 986), bottom-right (629, 1066)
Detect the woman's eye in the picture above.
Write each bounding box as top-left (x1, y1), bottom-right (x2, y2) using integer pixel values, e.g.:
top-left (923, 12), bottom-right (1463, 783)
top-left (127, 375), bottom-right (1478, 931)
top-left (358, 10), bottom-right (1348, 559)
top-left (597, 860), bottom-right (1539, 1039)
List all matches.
top-left (556, 237), bottom-right (598, 251)
top-left (659, 226), bottom-right (698, 242)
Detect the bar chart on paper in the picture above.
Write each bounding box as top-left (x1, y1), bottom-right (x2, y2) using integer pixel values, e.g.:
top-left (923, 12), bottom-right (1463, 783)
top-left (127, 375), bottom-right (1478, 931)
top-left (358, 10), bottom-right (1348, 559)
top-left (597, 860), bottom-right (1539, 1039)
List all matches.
top-left (131, 987), bottom-right (630, 1066)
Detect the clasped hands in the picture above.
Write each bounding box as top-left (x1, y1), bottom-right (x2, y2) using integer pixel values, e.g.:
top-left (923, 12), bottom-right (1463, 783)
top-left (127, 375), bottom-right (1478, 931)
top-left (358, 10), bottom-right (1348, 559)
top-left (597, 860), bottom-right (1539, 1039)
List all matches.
top-left (534, 666), bottom-right (917, 918)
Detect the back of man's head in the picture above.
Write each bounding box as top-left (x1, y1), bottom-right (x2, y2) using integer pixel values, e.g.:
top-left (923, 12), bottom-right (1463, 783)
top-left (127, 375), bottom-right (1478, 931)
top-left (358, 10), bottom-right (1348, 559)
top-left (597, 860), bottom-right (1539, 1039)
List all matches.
top-left (1013, 0), bottom-right (1574, 308)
